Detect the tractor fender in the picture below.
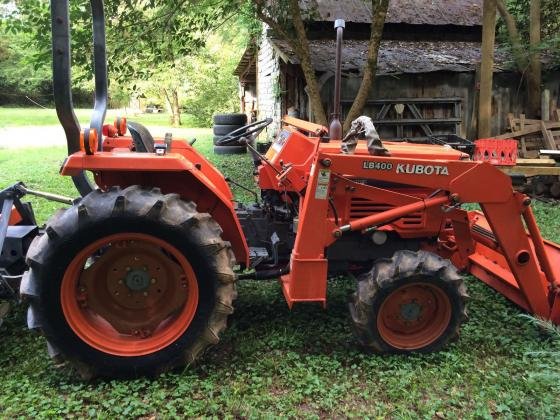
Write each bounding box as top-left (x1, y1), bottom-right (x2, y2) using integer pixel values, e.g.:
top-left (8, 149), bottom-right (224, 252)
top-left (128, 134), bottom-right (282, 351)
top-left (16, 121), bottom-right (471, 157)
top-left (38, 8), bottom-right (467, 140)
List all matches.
top-left (61, 151), bottom-right (250, 266)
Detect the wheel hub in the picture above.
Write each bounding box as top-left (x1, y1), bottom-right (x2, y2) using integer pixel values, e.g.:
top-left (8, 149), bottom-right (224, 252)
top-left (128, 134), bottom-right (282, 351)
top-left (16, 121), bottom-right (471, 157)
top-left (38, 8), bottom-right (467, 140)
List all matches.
top-left (78, 239), bottom-right (189, 336)
top-left (400, 301), bottom-right (422, 321)
top-left (125, 269), bottom-right (150, 291)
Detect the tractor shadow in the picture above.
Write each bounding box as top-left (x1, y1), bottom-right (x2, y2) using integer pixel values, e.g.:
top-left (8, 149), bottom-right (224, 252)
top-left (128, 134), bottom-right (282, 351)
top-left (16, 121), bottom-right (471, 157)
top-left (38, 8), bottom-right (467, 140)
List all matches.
top-left (202, 277), bottom-right (362, 365)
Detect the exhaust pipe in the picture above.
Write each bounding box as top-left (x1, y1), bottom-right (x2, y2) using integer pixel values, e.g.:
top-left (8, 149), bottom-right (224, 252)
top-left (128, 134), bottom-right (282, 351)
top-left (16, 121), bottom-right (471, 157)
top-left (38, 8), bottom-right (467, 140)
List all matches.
top-left (329, 19), bottom-right (345, 141)
top-left (50, 0), bottom-right (108, 197)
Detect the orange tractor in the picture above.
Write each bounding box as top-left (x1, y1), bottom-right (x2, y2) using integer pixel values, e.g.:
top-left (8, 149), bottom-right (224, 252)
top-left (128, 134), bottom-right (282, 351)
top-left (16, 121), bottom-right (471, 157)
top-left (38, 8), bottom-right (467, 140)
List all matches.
top-left (1, 2), bottom-right (560, 378)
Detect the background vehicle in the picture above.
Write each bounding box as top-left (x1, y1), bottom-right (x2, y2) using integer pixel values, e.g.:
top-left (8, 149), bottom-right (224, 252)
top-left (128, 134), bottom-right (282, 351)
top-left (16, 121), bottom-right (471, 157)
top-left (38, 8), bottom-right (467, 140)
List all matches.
top-left (145, 104), bottom-right (163, 113)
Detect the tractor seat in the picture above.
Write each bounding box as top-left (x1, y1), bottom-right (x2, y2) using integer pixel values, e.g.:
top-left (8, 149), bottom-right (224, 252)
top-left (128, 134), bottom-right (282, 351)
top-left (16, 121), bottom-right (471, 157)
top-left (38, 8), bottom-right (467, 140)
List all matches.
top-left (127, 121), bottom-right (154, 153)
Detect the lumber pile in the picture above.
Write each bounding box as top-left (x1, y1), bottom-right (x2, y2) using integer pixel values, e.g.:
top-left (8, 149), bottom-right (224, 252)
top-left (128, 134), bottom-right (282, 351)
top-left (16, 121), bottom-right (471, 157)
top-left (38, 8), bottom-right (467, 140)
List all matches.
top-left (499, 158), bottom-right (560, 199)
top-left (493, 112), bottom-right (560, 158)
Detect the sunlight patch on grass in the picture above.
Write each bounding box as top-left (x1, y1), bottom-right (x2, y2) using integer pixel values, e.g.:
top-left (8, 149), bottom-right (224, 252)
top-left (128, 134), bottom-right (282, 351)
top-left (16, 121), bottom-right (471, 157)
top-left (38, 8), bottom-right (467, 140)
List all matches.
top-left (0, 107), bottom-right (202, 128)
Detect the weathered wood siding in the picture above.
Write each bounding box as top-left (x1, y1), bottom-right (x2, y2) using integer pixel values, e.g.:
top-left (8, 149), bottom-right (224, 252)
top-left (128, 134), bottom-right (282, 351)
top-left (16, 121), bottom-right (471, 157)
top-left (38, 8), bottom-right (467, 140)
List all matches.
top-left (319, 70), bottom-right (560, 139)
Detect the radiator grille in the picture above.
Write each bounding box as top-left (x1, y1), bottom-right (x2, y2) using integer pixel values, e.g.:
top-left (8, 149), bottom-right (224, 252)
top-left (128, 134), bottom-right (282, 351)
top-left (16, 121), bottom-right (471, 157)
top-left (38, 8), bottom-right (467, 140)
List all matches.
top-left (349, 198), bottom-right (424, 226)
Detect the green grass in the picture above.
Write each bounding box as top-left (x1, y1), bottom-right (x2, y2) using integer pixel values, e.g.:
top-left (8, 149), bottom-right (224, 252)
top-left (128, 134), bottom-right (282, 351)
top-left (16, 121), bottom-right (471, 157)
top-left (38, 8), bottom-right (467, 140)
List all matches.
top-left (1, 142), bottom-right (559, 417)
top-left (0, 132), bottom-right (254, 222)
top-left (0, 107), bottom-right (200, 128)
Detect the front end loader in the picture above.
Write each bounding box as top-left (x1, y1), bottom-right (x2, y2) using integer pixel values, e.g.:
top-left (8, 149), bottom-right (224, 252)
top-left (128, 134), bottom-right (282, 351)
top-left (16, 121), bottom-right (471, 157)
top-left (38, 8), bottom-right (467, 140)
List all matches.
top-left (1, 2), bottom-right (559, 378)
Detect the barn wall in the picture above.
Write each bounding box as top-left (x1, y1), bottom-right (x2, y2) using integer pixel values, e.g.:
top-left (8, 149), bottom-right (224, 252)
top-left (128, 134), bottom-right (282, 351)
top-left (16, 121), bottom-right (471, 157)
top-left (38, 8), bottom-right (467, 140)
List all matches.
top-left (256, 33), bottom-right (283, 140)
top-left (318, 70), bottom-right (560, 140)
top-left (492, 72), bottom-right (560, 126)
top-left (281, 62), bottom-right (310, 121)
top-left (322, 72), bottom-right (476, 139)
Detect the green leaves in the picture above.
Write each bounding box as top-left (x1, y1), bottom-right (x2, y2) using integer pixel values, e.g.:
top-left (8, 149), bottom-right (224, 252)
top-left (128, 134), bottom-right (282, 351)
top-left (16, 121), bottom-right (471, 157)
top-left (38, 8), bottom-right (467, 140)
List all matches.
top-left (3, 0), bottom-right (250, 84)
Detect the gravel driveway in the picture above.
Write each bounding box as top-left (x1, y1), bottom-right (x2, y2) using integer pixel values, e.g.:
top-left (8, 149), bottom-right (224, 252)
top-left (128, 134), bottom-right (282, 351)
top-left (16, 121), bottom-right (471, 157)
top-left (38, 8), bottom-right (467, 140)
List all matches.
top-left (0, 125), bottom-right (67, 148)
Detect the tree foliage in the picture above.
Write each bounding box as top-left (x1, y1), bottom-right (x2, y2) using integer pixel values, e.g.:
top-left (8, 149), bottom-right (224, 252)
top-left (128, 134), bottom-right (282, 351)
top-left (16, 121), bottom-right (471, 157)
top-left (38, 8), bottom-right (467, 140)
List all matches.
top-left (495, 0), bottom-right (559, 117)
top-left (498, 0), bottom-right (560, 42)
top-left (2, 0), bottom-right (389, 128)
top-left (179, 33), bottom-right (242, 126)
top-left (496, 0), bottom-right (560, 67)
top-left (2, 0), bottom-right (249, 124)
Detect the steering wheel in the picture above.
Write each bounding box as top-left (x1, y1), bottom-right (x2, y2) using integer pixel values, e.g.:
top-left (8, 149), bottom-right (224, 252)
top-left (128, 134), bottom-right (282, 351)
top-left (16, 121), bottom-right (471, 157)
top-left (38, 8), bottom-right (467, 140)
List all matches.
top-left (216, 118), bottom-right (273, 146)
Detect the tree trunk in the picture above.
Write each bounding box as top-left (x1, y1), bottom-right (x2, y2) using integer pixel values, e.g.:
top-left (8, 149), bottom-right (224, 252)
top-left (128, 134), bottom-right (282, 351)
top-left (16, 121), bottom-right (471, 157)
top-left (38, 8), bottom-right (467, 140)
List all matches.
top-left (287, 0), bottom-right (328, 126)
top-left (298, 52), bottom-right (328, 126)
top-left (495, 0), bottom-right (527, 71)
top-left (163, 88), bottom-right (182, 127)
top-left (343, 0), bottom-right (389, 132)
top-left (171, 89), bottom-right (181, 127)
top-left (478, 0), bottom-right (497, 138)
top-left (527, 0), bottom-right (541, 118)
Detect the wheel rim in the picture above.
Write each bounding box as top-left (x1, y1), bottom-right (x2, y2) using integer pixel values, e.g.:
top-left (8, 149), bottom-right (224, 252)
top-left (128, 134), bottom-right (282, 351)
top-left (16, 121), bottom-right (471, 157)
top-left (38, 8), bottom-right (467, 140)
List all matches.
top-left (61, 233), bottom-right (198, 357)
top-left (377, 282), bottom-right (451, 350)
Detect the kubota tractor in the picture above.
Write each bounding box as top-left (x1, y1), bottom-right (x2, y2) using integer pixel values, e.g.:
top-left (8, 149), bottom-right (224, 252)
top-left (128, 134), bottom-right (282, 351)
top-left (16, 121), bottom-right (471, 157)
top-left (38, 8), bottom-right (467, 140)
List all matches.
top-left (1, 1), bottom-right (559, 379)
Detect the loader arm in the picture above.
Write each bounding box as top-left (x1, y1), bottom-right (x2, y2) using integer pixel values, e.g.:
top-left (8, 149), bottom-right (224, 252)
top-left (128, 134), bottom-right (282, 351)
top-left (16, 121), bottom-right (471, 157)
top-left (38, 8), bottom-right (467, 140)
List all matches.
top-left (281, 148), bottom-right (560, 324)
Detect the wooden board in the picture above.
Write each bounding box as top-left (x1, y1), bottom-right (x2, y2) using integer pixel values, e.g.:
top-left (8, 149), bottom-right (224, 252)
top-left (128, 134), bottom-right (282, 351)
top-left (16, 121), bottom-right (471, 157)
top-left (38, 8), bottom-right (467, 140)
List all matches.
top-left (540, 150), bottom-right (560, 156)
top-left (516, 158), bottom-right (557, 166)
top-left (498, 166), bottom-right (560, 176)
top-left (493, 122), bottom-right (560, 140)
top-left (541, 120), bottom-right (558, 150)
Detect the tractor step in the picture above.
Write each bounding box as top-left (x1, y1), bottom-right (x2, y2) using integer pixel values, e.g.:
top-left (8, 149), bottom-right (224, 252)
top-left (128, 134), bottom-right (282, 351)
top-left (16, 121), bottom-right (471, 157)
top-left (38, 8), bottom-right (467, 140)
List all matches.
top-left (249, 247), bottom-right (269, 266)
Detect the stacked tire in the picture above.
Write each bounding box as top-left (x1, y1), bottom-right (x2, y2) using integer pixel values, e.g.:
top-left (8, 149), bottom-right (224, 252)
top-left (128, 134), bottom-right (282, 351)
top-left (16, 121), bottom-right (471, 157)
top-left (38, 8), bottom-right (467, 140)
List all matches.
top-left (213, 113), bottom-right (248, 155)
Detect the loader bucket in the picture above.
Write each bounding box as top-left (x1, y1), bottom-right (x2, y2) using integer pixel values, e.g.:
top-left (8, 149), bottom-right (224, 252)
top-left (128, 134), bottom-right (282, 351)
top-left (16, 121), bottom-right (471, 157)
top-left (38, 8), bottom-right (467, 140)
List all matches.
top-left (467, 210), bottom-right (560, 324)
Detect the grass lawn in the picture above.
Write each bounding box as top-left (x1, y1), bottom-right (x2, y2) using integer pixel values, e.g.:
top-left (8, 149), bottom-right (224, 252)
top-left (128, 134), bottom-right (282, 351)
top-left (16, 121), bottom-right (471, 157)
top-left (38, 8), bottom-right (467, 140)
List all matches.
top-left (0, 107), bottom-right (198, 128)
top-left (0, 137), bottom-right (559, 417)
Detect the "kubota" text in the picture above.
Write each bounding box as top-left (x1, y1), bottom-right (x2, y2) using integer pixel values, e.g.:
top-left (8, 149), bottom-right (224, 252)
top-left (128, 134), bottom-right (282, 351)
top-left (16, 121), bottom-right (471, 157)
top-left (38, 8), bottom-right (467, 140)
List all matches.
top-left (396, 164), bottom-right (449, 176)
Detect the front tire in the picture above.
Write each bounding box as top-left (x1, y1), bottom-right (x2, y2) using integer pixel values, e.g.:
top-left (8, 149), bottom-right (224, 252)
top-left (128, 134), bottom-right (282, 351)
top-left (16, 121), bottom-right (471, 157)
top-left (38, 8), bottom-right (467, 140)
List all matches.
top-left (24, 186), bottom-right (237, 378)
top-left (349, 250), bottom-right (468, 353)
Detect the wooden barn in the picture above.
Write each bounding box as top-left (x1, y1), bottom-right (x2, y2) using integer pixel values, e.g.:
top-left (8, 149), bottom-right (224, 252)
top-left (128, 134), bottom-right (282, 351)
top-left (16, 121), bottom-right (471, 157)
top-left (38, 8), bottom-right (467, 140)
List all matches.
top-left (234, 0), bottom-right (559, 142)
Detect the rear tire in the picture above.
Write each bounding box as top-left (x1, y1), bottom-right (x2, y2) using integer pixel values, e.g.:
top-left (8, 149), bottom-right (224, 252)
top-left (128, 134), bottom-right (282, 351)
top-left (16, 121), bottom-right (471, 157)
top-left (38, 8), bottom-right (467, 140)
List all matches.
top-left (349, 250), bottom-right (467, 353)
top-left (214, 135), bottom-right (244, 146)
top-left (213, 113), bottom-right (247, 126)
top-left (213, 124), bottom-right (245, 136)
top-left (24, 186), bottom-right (237, 378)
top-left (213, 145), bottom-right (247, 155)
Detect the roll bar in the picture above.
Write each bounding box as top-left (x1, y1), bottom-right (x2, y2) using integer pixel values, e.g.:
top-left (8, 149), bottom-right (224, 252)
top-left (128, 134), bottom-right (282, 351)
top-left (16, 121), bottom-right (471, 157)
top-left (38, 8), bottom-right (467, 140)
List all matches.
top-left (50, 0), bottom-right (108, 196)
